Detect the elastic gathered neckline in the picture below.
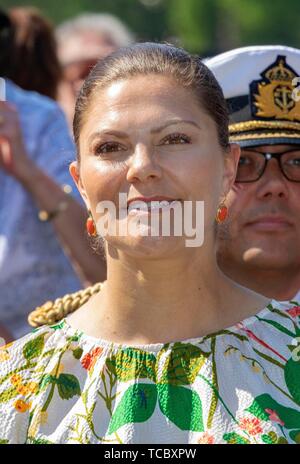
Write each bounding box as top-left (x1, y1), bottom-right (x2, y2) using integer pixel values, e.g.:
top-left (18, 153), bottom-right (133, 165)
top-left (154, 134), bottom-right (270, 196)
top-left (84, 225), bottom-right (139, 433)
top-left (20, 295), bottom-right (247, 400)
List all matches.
top-left (59, 299), bottom-right (282, 353)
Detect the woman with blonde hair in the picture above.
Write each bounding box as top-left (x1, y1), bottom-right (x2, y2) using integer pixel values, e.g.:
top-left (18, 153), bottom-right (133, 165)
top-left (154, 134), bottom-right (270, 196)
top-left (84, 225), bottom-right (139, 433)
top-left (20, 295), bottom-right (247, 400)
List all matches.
top-left (0, 43), bottom-right (299, 444)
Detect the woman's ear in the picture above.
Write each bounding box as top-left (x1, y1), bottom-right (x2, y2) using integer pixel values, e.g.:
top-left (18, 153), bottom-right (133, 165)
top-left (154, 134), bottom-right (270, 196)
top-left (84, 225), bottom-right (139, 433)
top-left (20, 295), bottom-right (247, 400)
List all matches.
top-left (69, 161), bottom-right (90, 210)
top-left (222, 143), bottom-right (240, 196)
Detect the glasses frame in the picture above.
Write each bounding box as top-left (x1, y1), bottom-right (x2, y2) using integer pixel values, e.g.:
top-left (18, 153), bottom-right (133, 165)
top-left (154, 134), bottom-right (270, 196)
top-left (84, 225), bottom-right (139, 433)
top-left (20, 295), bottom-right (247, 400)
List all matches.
top-left (235, 147), bottom-right (300, 183)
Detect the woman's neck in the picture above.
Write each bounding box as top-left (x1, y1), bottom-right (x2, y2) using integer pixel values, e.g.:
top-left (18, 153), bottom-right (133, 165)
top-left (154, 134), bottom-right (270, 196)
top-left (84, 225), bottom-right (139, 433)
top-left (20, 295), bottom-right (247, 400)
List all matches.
top-left (78, 246), bottom-right (269, 345)
top-left (108, 251), bottom-right (218, 314)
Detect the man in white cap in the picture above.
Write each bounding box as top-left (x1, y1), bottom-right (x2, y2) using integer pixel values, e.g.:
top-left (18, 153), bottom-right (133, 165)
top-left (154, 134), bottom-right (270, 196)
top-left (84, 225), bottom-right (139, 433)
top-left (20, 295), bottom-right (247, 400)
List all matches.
top-left (206, 46), bottom-right (300, 302)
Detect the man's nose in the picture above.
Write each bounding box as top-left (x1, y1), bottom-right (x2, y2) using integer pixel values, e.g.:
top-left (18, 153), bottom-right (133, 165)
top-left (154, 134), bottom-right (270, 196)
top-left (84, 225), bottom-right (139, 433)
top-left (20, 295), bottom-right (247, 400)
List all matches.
top-left (126, 144), bottom-right (162, 183)
top-left (256, 158), bottom-right (289, 199)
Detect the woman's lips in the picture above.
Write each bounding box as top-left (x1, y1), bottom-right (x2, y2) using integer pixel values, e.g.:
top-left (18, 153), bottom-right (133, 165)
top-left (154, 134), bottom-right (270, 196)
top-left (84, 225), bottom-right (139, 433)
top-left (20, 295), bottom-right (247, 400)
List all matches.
top-left (127, 199), bottom-right (181, 215)
top-left (127, 196), bottom-right (179, 206)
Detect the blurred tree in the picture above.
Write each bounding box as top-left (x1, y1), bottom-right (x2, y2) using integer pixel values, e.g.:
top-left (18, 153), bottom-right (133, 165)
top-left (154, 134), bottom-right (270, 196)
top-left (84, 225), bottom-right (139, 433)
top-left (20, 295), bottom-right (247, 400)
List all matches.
top-left (167, 0), bottom-right (300, 55)
top-left (0, 0), bottom-right (169, 41)
top-left (233, 0), bottom-right (300, 46)
top-left (1, 0), bottom-right (300, 55)
top-left (167, 0), bottom-right (218, 55)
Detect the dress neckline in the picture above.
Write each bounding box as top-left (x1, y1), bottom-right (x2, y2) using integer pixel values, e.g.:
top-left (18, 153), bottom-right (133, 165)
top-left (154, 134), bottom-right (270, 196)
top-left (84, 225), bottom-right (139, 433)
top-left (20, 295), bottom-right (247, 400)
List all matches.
top-left (58, 299), bottom-right (283, 353)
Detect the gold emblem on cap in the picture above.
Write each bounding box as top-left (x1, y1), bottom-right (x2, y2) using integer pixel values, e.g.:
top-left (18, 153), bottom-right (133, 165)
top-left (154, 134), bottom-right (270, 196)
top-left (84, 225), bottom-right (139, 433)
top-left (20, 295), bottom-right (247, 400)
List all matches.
top-left (251, 55), bottom-right (300, 121)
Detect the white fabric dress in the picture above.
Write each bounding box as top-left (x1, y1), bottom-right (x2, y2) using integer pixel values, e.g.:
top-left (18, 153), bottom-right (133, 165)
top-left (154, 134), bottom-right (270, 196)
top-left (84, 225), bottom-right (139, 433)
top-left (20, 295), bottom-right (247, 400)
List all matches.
top-left (0, 298), bottom-right (300, 444)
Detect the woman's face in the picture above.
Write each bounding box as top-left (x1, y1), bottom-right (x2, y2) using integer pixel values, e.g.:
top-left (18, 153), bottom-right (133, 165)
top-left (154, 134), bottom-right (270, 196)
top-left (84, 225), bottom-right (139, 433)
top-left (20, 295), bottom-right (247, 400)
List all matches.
top-left (70, 74), bottom-right (238, 259)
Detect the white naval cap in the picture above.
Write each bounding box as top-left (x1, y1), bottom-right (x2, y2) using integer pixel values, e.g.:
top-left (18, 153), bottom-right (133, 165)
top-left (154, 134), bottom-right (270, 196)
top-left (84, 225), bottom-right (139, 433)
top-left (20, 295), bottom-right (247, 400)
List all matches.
top-left (205, 45), bottom-right (300, 147)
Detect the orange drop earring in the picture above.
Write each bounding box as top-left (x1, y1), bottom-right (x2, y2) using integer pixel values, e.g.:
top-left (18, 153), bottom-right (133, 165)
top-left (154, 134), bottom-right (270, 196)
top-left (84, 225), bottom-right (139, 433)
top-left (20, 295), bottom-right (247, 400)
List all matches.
top-left (86, 213), bottom-right (97, 236)
top-left (216, 201), bottom-right (228, 223)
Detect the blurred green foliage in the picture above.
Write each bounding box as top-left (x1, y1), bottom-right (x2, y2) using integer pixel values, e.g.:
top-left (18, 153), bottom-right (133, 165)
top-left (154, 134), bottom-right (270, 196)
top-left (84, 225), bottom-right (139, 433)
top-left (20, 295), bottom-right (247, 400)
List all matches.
top-left (1, 0), bottom-right (300, 55)
top-left (169, 0), bottom-right (300, 55)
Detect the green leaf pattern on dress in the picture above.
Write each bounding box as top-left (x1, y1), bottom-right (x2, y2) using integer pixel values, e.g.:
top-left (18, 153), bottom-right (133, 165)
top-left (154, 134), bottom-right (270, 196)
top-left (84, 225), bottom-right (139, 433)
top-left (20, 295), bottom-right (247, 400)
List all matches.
top-left (0, 300), bottom-right (300, 443)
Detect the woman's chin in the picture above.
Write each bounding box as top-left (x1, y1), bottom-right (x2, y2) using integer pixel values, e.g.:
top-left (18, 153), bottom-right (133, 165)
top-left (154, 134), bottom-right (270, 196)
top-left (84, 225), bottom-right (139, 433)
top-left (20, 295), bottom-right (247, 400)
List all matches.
top-left (108, 234), bottom-right (186, 258)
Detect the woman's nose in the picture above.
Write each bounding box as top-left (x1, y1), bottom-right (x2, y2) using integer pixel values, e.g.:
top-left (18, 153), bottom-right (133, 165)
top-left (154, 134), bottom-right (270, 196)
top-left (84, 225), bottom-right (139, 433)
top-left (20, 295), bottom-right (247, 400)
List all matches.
top-left (126, 144), bottom-right (162, 183)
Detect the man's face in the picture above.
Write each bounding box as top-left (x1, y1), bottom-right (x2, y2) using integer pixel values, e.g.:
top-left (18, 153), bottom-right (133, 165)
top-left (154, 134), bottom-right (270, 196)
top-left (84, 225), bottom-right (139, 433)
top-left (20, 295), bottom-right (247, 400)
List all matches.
top-left (63, 58), bottom-right (99, 97)
top-left (60, 32), bottom-right (117, 99)
top-left (217, 144), bottom-right (300, 271)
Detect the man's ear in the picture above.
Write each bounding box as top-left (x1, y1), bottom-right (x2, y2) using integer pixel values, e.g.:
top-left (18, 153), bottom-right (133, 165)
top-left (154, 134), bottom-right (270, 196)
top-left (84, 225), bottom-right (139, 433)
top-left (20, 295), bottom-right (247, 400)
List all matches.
top-left (69, 161), bottom-right (90, 210)
top-left (223, 143), bottom-right (240, 195)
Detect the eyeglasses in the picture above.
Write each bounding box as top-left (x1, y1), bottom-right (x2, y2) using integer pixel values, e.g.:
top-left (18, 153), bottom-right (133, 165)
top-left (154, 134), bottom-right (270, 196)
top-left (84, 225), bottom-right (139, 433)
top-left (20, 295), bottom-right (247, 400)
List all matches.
top-left (236, 147), bottom-right (300, 183)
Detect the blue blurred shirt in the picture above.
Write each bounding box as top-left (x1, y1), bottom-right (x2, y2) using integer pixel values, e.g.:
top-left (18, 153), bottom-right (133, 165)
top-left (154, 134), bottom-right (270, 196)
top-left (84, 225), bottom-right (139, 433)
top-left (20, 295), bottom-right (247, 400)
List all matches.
top-left (0, 80), bottom-right (82, 339)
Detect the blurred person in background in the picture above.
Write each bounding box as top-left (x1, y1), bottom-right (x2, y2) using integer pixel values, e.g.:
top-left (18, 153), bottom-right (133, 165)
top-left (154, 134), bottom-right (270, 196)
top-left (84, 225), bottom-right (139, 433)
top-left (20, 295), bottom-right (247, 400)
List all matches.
top-left (56, 13), bottom-right (134, 129)
top-left (206, 46), bottom-right (300, 303)
top-left (0, 9), bottom-right (106, 342)
top-left (8, 6), bottom-right (62, 100)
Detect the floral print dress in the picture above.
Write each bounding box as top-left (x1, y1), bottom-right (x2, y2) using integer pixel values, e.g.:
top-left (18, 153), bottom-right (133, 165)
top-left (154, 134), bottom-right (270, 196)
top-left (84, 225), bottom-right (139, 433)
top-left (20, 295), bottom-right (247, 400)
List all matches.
top-left (1, 299), bottom-right (300, 444)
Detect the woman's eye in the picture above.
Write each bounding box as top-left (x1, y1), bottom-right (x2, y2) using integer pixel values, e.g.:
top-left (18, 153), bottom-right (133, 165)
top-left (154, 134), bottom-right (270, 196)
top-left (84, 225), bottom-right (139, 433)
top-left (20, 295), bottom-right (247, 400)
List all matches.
top-left (94, 142), bottom-right (125, 155)
top-left (160, 133), bottom-right (191, 145)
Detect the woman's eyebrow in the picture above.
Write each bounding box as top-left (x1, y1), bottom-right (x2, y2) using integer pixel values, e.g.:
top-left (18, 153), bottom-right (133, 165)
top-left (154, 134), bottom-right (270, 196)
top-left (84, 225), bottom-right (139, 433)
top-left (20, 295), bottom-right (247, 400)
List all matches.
top-left (88, 120), bottom-right (201, 144)
top-left (88, 130), bottom-right (129, 144)
top-left (150, 119), bottom-right (201, 134)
